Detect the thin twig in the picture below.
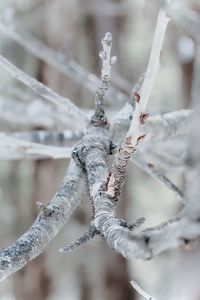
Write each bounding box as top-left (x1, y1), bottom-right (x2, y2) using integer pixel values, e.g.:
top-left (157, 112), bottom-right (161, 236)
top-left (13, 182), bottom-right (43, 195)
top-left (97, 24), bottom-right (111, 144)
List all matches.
top-left (0, 20), bottom-right (127, 105)
top-left (59, 226), bottom-right (98, 253)
top-left (184, 44), bottom-right (200, 219)
top-left (4, 130), bottom-right (83, 146)
top-left (127, 6), bottom-right (170, 141)
top-left (0, 54), bottom-right (88, 123)
top-left (0, 134), bottom-right (72, 159)
top-left (91, 32), bottom-right (117, 126)
top-left (131, 155), bottom-right (185, 203)
top-left (130, 280), bottom-right (157, 300)
top-left (0, 96), bottom-right (73, 129)
top-left (153, 0), bottom-right (200, 42)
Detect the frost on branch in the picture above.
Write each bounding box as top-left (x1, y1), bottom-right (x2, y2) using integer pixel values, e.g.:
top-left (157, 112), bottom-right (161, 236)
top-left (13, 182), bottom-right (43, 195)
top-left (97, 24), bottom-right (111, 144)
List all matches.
top-left (0, 1), bottom-right (200, 289)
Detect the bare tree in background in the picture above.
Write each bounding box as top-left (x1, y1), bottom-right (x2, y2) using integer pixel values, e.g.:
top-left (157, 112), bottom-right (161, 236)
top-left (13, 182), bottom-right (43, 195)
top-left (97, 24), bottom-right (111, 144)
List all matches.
top-left (0, 0), bottom-right (200, 299)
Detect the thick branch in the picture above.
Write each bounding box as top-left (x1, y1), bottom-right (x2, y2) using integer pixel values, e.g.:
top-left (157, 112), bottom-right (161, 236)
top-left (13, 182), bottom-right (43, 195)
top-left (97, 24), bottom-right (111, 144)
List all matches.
top-left (72, 128), bottom-right (200, 260)
top-left (0, 161), bottom-right (86, 281)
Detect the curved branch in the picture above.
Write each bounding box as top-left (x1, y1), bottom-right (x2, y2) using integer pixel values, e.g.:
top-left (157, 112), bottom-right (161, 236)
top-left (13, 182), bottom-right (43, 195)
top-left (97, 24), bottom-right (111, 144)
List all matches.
top-left (0, 161), bottom-right (86, 281)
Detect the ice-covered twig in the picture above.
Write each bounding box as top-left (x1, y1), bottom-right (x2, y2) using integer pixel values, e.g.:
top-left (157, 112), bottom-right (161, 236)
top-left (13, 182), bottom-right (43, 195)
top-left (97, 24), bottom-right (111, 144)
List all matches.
top-left (4, 130), bottom-right (83, 147)
top-left (111, 75), bottom-right (145, 144)
top-left (59, 225), bottom-right (98, 253)
top-left (138, 146), bottom-right (186, 172)
top-left (130, 280), bottom-right (157, 300)
top-left (0, 96), bottom-right (77, 129)
top-left (143, 109), bottom-right (191, 142)
top-left (107, 6), bottom-right (170, 198)
top-left (153, 0), bottom-right (200, 42)
top-left (0, 134), bottom-right (72, 160)
top-left (0, 54), bottom-right (88, 123)
top-left (127, 6), bottom-right (170, 141)
top-left (131, 155), bottom-right (184, 202)
top-left (0, 20), bottom-right (127, 105)
top-left (91, 32), bottom-right (117, 125)
top-left (0, 82), bottom-right (42, 102)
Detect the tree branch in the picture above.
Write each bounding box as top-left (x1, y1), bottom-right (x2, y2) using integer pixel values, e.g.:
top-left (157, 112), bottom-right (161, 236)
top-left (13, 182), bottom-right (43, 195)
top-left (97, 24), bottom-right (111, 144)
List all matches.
top-left (4, 130), bottom-right (83, 146)
top-left (0, 53), bottom-right (87, 123)
top-left (143, 109), bottom-right (191, 142)
top-left (0, 134), bottom-right (72, 160)
top-left (153, 0), bottom-right (200, 41)
top-left (107, 6), bottom-right (170, 198)
top-left (0, 160), bottom-right (86, 281)
top-left (0, 96), bottom-right (74, 129)
top-left (130, 280), bottom-right (157, 300)
top-left (131, 154), bottom-right (184, 202)
top-left (0, 19), bottom-right (127, 106)
top-left (91, 32), bottom-right (116, 126)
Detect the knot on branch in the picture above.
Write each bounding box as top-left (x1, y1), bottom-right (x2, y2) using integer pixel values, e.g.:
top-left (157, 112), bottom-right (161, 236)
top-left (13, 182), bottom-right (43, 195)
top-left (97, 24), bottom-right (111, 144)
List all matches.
top-left (72, 131), bottom-right (112, 171)
top-left (36, 201), bottom-right (56, 217)
top-left (90, 113), bottom-right (108, 127)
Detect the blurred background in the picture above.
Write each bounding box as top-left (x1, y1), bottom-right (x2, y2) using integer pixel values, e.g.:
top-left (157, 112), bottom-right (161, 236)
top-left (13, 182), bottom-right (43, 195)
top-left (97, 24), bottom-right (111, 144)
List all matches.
top-left (0, 0), bottom-right (199, 299)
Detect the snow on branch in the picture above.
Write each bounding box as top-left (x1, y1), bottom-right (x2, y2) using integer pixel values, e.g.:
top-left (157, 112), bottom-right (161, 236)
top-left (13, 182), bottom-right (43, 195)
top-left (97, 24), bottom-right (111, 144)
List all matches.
top-left (0, 82), bottom-right (42, 102)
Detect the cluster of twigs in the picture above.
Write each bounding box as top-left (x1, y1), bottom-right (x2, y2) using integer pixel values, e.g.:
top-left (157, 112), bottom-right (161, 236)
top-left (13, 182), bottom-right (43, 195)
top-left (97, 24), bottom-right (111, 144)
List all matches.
top-left (0, 0), bottom-right (199, 286)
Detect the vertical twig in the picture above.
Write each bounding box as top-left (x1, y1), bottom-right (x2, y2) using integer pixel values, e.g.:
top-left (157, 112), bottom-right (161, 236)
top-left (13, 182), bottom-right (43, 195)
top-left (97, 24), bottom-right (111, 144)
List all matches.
top-left (91, 32), bottom-right (117, 126)
top-left (107, 7), bottom-right (170, 198)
